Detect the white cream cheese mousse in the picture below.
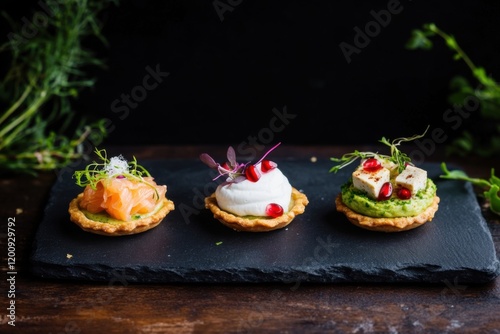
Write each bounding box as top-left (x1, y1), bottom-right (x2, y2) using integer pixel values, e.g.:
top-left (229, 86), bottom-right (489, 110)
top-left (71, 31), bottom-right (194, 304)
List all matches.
top-left (215, 162), bottom-right (292, 217)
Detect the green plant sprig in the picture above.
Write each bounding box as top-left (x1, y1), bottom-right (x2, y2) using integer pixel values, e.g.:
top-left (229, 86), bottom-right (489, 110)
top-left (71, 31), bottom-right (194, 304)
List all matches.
top-left (0, 120), bottom-right (107, 176)
top-left (406, 23), bottom-right (499, 94)
top-left (329, 150), bottom-right (379, 174)
top-left (73, 148), bottom-right (153, 191)
top-left (0, 0), bottom-right (118, 175)
top-left (440, 162), bottom-right (500, 215)
top-left (329, 126), bottom-right (429, 174)
top-left (406, 23), bottom-right (500, 157)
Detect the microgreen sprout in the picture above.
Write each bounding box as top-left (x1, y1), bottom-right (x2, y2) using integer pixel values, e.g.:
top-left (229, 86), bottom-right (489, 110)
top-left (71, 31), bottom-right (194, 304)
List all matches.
top-left (329, 150), bottom-right (379, 173)
top-left (440, 163), bottom-right (500, 215)
top-left (200, 146), bottom-right (247, 183)
top-left (200, 142), bottom-right (282, 183)
top-left (73, 148), bottom-right (155, 194)
top-left (329, 126), bottom-right (430, 174)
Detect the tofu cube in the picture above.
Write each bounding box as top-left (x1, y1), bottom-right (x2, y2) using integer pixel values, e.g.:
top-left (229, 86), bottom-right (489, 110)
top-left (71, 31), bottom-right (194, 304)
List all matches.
top-left (352, 166), bottom-right (391, 199)
top-left (395, 165), bottom-right (427, 194)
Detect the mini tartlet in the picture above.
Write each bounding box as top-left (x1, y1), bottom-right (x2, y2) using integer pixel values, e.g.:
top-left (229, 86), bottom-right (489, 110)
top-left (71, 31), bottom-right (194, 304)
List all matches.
top-left (330, 129), bottom-right (440, 232)
top-left (69, 149), bottom-right (174, 236)
top-left (200, 143), bottom-right (309, 232)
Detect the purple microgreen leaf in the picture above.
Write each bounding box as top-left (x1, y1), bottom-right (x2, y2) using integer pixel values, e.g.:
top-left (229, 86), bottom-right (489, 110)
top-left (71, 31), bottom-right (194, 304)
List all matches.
top-left (255, 142), bottom-right (281, 165)
top-left (227, 146), bottom-right (237, 166)
top-left (217, 165), bottom-right (230, 174)
top-left (211, 173), bottom-right (226, 181)
top-left (201, 143), bottom-right (282, 184)
top-left (199, 153), bottom-right (218, 169)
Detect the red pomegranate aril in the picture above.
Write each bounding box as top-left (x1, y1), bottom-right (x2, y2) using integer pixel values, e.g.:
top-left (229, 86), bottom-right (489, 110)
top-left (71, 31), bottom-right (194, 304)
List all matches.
top-left (363, 158), bottom-right (382, 172)
top-left (245, 165), bottom-right (261, 182)
top-left (397, 187), bottom-right (412, 200)
top-left (261, 160), bottom-right (277, 172)
top-left (266, 203), bottom-right (284, 217)
top-left (378, 182), bottom-right (393, 200)
top-left (221, 162), bottom-right (231, 170)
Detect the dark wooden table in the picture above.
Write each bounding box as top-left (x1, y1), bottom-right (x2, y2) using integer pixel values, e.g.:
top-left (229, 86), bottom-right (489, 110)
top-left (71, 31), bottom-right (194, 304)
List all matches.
top-left (1, 144), bottom-right (499, 333)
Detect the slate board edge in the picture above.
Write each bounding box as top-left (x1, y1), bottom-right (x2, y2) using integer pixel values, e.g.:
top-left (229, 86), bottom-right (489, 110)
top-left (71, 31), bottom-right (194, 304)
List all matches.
top-left (29, 159), bottom-right (500, 285)
top-left (30, 259), bottom-right (500, 284)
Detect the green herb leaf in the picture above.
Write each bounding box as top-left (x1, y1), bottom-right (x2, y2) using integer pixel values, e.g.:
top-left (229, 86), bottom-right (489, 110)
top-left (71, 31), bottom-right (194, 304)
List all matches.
top-left (485, 185), bottom-right (500, 215)
top-left (440, 163), bottom-right (500, 216)
top-left (439, 162), bottom-right (491, 188)
top-left (406, 23), bottom-right (500, 157)
top-left (329, 150), bottom-right (377, 173)
top-left (490, 169), bottom-right (500, 187)
top-left (329, 126), bottom-right (429, 173)
top-left (73, 148), bottom-right (157, 198)
top-left (405, 29), bottom-right (433, 50)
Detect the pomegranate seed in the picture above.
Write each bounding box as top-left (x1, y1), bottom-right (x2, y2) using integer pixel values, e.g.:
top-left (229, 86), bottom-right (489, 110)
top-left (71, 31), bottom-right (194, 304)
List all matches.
top-left (378, 182), bottom-right (393, 201)
top-left (397, 187), bottom-right (412, 200)
top-left (363, 158), bottom-right (382, 172)
top-left (261, 160), bottom-right (277, 172)
top-left (266, 203), bottom-right (284, 217)
top-left (245, 165), bottom-right (261, 182)
top-left (221, 162), bottom-right (231, 170)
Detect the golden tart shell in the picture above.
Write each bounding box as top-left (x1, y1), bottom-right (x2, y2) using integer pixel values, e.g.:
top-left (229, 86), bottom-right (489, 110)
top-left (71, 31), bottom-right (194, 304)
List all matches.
top-left (335, 194), bottom-right (440, 232)
top-left (69, 193), bottom-right (175, 236)
top-left (204, 187), bottom-right (308, 232)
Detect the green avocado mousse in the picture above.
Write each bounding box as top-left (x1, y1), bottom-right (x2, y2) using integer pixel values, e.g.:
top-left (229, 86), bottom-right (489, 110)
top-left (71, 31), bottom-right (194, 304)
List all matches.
top-left (329, 127), bottom-right (440, 232)
top-left (340, 178), bottom-right (437, 218)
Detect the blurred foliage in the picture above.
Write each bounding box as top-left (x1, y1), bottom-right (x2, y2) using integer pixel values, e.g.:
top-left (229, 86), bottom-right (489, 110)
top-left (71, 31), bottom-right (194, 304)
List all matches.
top-left (0, 0), bottom-right (117, 176)
top-left (441, 162), bottom-right (500, 216)
top-left (407, 23), bottom-right (500, 157)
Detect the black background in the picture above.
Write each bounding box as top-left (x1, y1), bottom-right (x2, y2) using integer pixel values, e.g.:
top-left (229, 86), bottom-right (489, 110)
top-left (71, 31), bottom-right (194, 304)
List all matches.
top-left (2, 0), bottom-right (500, 147)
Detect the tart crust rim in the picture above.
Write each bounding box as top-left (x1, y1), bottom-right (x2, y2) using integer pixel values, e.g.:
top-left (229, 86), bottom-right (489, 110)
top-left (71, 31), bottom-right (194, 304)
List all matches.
top-left (69, 193), bottom-right (175, 236)
top-left (335, 193), bottom-right (440, 232)
top-left (204, 187), bottom-right (309, 232)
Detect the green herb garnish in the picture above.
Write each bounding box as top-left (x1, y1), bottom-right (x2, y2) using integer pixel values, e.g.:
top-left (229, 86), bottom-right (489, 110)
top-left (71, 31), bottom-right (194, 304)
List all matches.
top-left (329, 126), bottom-right (430, 174)
top-left (440, 162), bottom-right (500, 215)
top-left (73, 148), bottom-right (153, 191)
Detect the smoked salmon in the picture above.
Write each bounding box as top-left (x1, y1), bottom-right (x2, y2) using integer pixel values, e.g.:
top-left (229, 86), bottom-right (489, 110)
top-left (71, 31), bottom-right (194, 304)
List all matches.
top-left (79, 176), bottom-right (167, 221)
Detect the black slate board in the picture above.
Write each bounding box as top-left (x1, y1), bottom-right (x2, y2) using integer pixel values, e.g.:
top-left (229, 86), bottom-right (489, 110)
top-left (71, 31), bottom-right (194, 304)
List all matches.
top-left (31, 158), bottom-right (500, 284)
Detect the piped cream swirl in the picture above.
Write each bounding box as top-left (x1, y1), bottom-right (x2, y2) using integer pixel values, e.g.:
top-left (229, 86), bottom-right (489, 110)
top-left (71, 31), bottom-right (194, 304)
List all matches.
top-left (215, 163), bottom-right (292, 217)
